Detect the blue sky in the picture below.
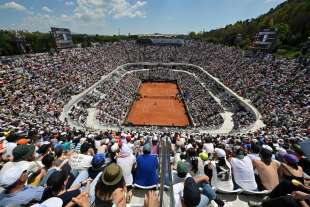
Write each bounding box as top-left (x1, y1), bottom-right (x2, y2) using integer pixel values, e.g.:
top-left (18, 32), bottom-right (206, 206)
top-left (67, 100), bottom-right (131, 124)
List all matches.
top-left (0, 0), bottom-right (286, 35)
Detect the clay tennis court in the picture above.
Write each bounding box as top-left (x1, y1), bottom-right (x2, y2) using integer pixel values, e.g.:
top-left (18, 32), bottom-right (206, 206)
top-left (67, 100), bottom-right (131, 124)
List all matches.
top-left (126, 82), bottom-right (190, 127)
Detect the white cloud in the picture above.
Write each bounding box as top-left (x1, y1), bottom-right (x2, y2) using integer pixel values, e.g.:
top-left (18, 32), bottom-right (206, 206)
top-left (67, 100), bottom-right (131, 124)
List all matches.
top-left (65, 1), bottom-right (75, 6)
top-left (111, 0), bottom-right (146, 18)
top-left (74, 0), bottom-right (109, 21)
top-left (74, 0), bottom-right (147, 21)
top-left (10, 0), bottom-right (147, 34)
top-left (264, 0), bottom-right (285, 3)
top-left (0, 1), bottom-right (27, 11)
top-left (42, 6), bottom-right (53, 13)
top-left (18, 13), bottom-right (114, 34)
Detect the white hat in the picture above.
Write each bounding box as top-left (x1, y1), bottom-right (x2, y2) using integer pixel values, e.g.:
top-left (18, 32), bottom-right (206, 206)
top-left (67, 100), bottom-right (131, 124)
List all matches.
top-left (185, 144), bottom-right (193, 150)
top-left (2, 142), bottom-right (17, 159)
top-left (215, 148), bottom-right (226, 158)
top-left (152, 136), bottom-right (158, 141)
top-left (31, 197), bottom-right (63, 207)
top-left (0, 162), bottom-right (29, 188)
top-left (263, 145), bottom-right (273, 152)
top-left (111, 143), bottom-right (119, 152)
top-left (276, 146), bottom-right (287, 154)
top-left (87, 134), bottom-right (95, 138)
top-left (41, 141), bottom-right (50, 145)
top-left (61, 132), bottom-right (67, 136)
top-left (176, 138), bottom-right (185, 147)
top-left (80, 137), bottom-right (86, 144)
top-left (104, 139), bottom-right (110, 145)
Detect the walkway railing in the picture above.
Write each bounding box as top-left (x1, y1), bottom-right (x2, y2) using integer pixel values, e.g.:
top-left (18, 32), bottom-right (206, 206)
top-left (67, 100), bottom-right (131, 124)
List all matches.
top-left (159, 136), bottom-right (175, 207)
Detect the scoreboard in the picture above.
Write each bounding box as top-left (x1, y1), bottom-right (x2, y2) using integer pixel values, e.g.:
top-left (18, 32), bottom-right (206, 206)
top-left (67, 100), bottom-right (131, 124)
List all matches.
top-left (51, 27), bottom-right (73, 49)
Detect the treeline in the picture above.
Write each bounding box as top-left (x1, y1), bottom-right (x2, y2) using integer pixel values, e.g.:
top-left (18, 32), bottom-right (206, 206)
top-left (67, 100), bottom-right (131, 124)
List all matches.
top-left (1, 0), bottom-right (310, 57)
top-left (0, 30), bottom-right (137, 56)
top-left (191, 0), bottom-right (310, 55)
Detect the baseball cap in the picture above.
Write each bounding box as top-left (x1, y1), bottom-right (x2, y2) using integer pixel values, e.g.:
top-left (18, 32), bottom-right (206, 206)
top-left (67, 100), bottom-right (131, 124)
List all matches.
top-left (91, 153), bottom-right (105, 169)
top-left (13, 144), bottom-right (35, 161)
top-left (283, 153), bottom-right (299, 165)
top-left (31, 197), bottom-right (63, 207)
top-left (215, 148), bottom-right (226, 158)
top-left (17, 138), bottom-right (29, 145)
top-left (0, 162), bottom-right (29, 188)
top-left (62, 142), bottom-right (71, 152)
top-left (177, 161), bottom-right (189, 175)
top-left (143, 143), bottom-right (151, 153)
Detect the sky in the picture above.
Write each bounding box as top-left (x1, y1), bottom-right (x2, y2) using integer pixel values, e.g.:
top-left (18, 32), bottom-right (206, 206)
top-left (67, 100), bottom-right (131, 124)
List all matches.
top-left (0, 0), bottom-right (286, 35)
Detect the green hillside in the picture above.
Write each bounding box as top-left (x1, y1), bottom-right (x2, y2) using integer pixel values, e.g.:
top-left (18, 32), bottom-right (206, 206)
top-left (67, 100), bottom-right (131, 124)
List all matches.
top-left (199, 0), bottom-right (310, 55)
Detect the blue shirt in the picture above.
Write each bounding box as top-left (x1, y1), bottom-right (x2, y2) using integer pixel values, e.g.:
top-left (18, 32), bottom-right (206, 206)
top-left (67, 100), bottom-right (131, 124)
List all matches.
top-left (0, 185), bottom-right (44, 207)
top-left (134, 154), bottom-right (158, 188)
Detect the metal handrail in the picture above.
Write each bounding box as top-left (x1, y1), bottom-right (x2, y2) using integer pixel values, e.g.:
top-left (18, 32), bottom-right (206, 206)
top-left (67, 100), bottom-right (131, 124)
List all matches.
top-left (159, 136), bottom-right (175, 207)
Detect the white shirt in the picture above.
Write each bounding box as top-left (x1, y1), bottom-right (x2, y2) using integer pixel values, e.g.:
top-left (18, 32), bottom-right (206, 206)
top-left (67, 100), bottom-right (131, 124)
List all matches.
top-left (230, 156), bottom-right (257, 191)
top-left (69, 153), bottom-right (93, 170)
top-left (117, 154), bottom-right (136, 186)
top-left (203, 143), bottom-right (214, 154)
top-left (173, 182), bottom-right (184, 207)
top-left (247, 153), bottom-right (260, 161)
top-left (210, 160), bottom-right (234, 191)
top-left (2, 142), bottom-right (17, 159)
top-left (173, 175), bottom-right (192, 207)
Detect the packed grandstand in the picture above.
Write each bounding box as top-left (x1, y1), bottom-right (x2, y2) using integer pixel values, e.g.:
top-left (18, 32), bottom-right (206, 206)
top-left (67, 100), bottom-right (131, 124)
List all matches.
top-left (0, 39), bottom-right (309, 207)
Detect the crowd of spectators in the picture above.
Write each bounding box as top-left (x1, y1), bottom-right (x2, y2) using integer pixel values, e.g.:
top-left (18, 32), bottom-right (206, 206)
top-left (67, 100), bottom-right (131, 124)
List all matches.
top-left (97, 73), bottom-right (141, 126)
top-left (0, 128), bottom-right (309, 207)
top-left (176, 72), bottom-right (224, 128)
top-left (0, 39), bottom-right (309, 207)
top-left (170, 131), bottom-right (310, 207)
top-left (3, 40), bottom-right (304, 132)
top-left (0, 129), bottom-right (163, 207)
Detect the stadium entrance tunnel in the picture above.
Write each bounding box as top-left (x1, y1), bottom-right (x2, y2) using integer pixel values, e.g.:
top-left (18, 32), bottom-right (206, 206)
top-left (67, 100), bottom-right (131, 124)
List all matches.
top-left (60, 62), bottom-right (265, 135)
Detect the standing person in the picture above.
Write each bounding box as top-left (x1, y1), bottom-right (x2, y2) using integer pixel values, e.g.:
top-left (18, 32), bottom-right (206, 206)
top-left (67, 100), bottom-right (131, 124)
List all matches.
top-left (151, 136), bottom-right (159, 155)
top-left (117, 144), bottom-right (136, 187)
top-left (134, 143), bottom-right (158, 189)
